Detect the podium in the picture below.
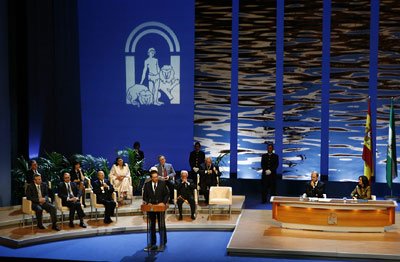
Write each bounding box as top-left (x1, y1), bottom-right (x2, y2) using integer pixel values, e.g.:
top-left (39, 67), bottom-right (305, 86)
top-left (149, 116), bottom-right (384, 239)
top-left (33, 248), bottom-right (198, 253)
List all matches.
top-left (141, 204), bottom-right (167, 252)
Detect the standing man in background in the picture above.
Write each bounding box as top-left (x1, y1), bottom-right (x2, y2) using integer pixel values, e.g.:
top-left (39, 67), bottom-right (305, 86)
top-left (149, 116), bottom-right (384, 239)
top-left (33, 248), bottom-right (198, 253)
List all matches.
top-left (189, 142), bottom-right (205, 184)
top-left (261, 143), bottom-right (279, 203)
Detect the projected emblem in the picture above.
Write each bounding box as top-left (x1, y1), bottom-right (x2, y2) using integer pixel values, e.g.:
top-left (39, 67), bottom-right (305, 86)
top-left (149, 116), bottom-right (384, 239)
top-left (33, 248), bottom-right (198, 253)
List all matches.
top-left (125, 22), bottom-right (180, 107)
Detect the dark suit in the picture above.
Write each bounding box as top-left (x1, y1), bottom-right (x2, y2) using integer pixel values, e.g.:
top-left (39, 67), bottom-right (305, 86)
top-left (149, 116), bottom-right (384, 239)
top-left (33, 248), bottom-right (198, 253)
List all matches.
top-left (175, 178), bottom-right (196, 216)
top-left (25, 169), bottom-right (54, 201)
top-left (26, 169), bottom-right (48, 184)
top-left (155, 163), bottom-right (176, 202)
top-left (261, 152), bottom-right (279, 202)
top-left (26, 183), bottom-right (57, 226)
top-left (199, 163), bottom-right (220, 204)
top-left (92, 179), bottom-right (116, 222)
top-left (189, 150), bottom-right (205, 182)
top-left (143, 180), bottom-right (169, 246)
top-left (305, 181), bottom-right (325, 198)
top-left (70, 169), bottom-right (87, 206)
top-left (58, 182), bottom-right (85, 221)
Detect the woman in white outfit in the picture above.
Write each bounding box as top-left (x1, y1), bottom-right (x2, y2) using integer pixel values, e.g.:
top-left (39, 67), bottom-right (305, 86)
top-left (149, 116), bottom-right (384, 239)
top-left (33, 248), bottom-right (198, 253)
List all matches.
top-left (109, 157), bottom-right (132, 201)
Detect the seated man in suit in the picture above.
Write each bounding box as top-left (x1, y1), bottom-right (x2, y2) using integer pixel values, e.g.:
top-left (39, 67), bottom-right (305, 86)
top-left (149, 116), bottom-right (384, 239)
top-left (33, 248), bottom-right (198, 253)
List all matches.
top-left (143, 169), bottom-right (169, 250)
top-left (305, 171), bottom-right (325, 198)
top-left (25, 160), bottom-right (53, 201)
top-left (155, 155), bottom-right (176, 204)
top-left (58, 173), bottom-right (86, 228)
top-left (92, 171), bottom-right (116, 224)
top-left (188, 142), bottom-right (205, 183)
top-left (26, 174), bottom-right (60, 231)
top-left (175, 170), bottom-right (196, 220)
top-left (199, 157), bottom-right (221, 204)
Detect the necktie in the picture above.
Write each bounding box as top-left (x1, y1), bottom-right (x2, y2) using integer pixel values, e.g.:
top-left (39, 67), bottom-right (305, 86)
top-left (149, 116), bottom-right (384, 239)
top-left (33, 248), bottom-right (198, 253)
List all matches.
top-left (153, 183), bottom-right (157, 192)
top-left (163, 166), bottom-right (167, 177)
top-left (67, 183), bottom-right (73, 198)
top-left (37, 185), bottom-right (42, 199)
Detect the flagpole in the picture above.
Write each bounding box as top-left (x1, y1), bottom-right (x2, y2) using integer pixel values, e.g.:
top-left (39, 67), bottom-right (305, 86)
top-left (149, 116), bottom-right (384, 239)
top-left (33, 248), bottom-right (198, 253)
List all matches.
top-left (385, 97), bottom-right (398, 201)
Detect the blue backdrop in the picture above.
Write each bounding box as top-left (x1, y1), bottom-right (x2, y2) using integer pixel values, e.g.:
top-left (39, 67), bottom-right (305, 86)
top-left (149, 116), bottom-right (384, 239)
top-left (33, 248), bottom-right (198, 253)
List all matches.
top-left (78, 0), bottom-right (194, 170)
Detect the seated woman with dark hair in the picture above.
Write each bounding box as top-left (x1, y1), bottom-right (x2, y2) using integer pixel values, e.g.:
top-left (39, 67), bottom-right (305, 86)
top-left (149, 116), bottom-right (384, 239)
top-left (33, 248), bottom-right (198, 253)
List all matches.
top-left (351, 175), bottom-right (371, 200)
top-left (70, 160), bottom-right (88, 207)
top-left (109, 157), bottom-right (132, 201)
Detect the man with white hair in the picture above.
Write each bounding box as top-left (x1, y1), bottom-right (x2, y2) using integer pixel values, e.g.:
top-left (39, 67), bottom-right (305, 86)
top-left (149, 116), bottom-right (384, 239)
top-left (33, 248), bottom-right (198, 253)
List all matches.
top-left (92, 171), bottom-right (116, 224)
top-left (199, 157), bottom-right (220, 204)
top-left (175, 170), bottom-right (196, 220)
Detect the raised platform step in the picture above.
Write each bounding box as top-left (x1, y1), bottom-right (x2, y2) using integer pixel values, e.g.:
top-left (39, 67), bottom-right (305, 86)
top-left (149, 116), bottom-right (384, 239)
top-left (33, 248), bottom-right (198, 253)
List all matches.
top-left (0, 213), bottom-right (240, 248)
top-left (0, 196), bottom-right (244, 228)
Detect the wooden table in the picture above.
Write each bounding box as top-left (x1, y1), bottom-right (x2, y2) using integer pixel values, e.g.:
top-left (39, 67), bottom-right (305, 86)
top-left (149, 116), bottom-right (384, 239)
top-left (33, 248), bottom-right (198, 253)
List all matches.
top-left (271, 196), bottom-right (397, 232)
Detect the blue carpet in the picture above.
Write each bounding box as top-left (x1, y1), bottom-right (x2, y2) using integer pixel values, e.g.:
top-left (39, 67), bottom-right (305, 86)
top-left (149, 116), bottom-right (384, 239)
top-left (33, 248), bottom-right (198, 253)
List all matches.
top-left (0, 231), bottom-right (377, 262)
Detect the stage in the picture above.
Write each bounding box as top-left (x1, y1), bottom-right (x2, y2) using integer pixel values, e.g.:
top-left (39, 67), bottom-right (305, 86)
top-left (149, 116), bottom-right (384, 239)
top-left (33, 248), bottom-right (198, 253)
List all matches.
top-left (227, 209), bottom-right (400, 261)
top-left (0, 196), bottom-right (244, 248)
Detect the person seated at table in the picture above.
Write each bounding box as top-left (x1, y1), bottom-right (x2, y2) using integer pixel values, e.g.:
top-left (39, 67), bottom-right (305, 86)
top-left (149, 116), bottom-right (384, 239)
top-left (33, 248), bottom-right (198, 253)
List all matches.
top-left (175, 170), bottom-right (196, 220)
top-left (199, 157), bottom-right (221, 204)
top-left (154, 155), bottom-right (176, 204)
top-left (92, 171), bottom-right (116, 224)
top-left (109, 157), bottom-right (132, 201)
top-left (70, 160), bottom-right (88, 207)
top-left (351, 175), bottom-right (371, 200)
top-left (305, 171), bottom-right (325, 198)
top-left (58, 173), bottom-right (86, 228)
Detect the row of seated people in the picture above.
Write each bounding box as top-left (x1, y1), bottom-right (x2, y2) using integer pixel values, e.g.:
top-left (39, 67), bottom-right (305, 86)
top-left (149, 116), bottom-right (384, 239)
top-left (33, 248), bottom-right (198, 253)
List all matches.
top-left (25, 167), bottom-right (201, 231)
top-left (26, 171), bottom-right (117, 231)
top-left (305, 171), bottom-right (372, 200)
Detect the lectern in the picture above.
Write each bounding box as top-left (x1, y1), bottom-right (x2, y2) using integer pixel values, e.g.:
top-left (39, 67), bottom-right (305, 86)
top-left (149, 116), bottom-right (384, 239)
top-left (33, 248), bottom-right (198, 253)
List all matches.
top-left (141, 204), bottom-right (167, 252)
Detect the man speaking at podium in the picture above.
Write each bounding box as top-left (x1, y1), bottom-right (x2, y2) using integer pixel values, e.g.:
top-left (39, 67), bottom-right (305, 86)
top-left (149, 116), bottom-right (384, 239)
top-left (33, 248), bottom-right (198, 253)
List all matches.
top-left (143, 168), bottom-right (170, 250)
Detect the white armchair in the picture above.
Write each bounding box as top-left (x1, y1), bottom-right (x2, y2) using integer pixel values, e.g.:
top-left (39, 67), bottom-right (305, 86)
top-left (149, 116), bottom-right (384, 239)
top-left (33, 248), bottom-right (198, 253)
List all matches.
top-left (90, 190), bottom-right (118, 221)
top-left (22, 197), bottom-right (51, 230)
top-left (54, 193), bottom-right (84, 224)
top-left (208, 186), bottom-right (232, 216)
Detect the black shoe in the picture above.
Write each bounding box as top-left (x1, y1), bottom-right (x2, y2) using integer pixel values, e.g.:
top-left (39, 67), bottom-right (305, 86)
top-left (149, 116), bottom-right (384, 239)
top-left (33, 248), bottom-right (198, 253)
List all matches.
top-left (104, 218), bottom-right (113, 224)
top-left (52, 225), bottom-right (61, 231)
top-left (69, 222), bottom-right (74, 228)
top-left (38, 224), bottom-right (45, 230)
top-left (169, 200), bottom-right (174, 204)
top-left (80, 222), bottom-right (87, 228)
top-left (150, 245), bottom-right (158, 251)
top-left (191, 214), bottom-right (196, 220)
top-left (178, 215), bottom-right (183, 220)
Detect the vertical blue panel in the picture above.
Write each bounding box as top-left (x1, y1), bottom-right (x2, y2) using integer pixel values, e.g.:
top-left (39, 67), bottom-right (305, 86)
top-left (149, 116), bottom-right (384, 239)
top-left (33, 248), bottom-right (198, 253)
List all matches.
top-left (237, 0), bottom-right (277, 179)
top-left (282, 1), bottom-right (323, 180)
top-left (275, 0), bottom-right (284, 175)
top-left (230, 0), bottom-right (238, 175)
top-left (329, 1), bottom-right (371, 182)
top-left (194, 1), bottom-right (232, 177)
top-left (376, 0), bottom-right (400, 184)
top-left (369, 0), bottom-right (379, 179)
top-left (78, 0), bottom-right (194, 169)
top-left (321, 0), bottom-right (331, 177)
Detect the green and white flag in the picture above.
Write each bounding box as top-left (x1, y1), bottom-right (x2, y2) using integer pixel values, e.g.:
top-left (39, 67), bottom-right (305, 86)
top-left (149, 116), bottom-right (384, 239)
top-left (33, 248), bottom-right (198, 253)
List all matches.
top-left (386, 99), bottom-right (398, 189)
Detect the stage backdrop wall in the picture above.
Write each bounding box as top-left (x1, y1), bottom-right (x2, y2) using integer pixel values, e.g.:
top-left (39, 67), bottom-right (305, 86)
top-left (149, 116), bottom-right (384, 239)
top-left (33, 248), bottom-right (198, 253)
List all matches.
top-left (194, 0), bottom-right (400, 188)
top-left (78, 0), bottom-right (194, 170)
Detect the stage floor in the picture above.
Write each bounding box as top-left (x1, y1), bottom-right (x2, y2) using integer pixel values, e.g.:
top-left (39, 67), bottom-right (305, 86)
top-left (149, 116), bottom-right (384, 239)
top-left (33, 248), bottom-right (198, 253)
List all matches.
top-left (227, 209), bottom-right (400, 261)
top-left (0, 196), bottom-right (244, 248)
